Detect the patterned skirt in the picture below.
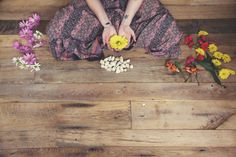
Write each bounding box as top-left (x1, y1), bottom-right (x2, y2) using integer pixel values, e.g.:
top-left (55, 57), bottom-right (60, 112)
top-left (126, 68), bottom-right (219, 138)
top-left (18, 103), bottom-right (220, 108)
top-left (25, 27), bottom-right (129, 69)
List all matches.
top-left (46, 0), bottom-right (183, 61)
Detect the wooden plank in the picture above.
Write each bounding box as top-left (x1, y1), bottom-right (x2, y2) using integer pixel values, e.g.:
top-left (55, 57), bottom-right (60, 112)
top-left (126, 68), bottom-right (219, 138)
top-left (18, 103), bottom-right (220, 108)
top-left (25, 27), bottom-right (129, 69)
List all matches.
top-left (56, 130), bottom-right (236, 147)
top-left (1, 147), bottom-right (236, 157)
top-left (131, 100), bottom-right (236, 130)
top-left (0, 130), bottom-right (56, 149)
top-left (0, 68), bottom-right (35, 84)
top-left (0, 58), bottom-right (235, 84)
top-left (0, 130), bottom-right (236, 149)
top-left (0, 101), bottom-right (131, 131)
top-left (0, 1), bottom-right (236, 20)
top-left (1, 53), bottom-right (235, 84)
top-left (0, 83), bottom-right (236, 102)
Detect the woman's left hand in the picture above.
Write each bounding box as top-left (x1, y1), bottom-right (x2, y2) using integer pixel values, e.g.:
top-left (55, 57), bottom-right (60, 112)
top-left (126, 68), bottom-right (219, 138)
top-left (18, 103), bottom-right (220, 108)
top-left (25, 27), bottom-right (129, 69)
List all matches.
top-left (118, 24), bottom-right (136, 46)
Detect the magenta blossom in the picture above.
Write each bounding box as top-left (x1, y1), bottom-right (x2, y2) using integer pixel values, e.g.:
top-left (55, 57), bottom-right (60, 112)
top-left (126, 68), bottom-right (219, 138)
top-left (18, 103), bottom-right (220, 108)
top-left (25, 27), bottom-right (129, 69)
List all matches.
top-left (19, 20), bottom-right (32, 29)
top-left (185, 56), bottom-right (195, 66)
top-left (28, 13), bottom-right (40, 28)
top-left (23, 53), bottom-right (37, 65)
top-left (13, 41), bottom-right (21, 49)
top-left (19, 28), bottom-right (33, 40)
top-left (13, 42), bottom-right (32, 54)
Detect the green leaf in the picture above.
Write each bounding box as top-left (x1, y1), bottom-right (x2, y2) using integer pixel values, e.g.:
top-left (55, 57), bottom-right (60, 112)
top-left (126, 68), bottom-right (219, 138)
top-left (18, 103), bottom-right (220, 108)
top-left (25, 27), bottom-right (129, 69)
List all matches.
top-left (210, 70), bottom-right (222, 86)
top-left (197, 61), bottom-right (222, 86)
top-left (197, 61), bottom-right (215, 72)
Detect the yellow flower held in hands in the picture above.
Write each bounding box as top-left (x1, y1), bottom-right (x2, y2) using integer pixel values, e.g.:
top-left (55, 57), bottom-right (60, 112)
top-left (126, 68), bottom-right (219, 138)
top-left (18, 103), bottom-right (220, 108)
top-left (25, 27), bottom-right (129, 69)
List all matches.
top-left (208, 44), bottom-right (218, 53)
top-left (213, 51), bottom-right (223, 59)
top-left (212, 59), bottom-right (222, 66)
top-left (109, 35), bottom-right (128, 51)
top-left (198, 30), bottom-right (208, 36)
top-left (222, 54), bottom-right (231, 63)
top-left (195, 48), bottom-right (205, 56)
top-left (219, 68), bottom-right (236, 80)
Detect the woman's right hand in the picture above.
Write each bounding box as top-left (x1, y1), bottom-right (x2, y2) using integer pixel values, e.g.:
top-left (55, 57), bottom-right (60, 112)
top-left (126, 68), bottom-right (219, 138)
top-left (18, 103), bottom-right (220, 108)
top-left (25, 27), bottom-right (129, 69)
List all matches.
top-left (102, 25), bottom-right (117, 49)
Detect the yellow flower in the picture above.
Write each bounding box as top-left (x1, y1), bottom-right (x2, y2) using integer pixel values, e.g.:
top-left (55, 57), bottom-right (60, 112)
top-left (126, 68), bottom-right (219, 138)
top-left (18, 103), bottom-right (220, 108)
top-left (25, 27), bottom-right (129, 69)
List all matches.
top-left (195, 48), bottom-right (205, 56)
top-left (208, 44), bottom-right (218, 53)
top-left (212, 59), bottom-right (222, 66)
top-left (229, 69), bottom-right (236, 75)
top-left (219, 69), bottom-right (230, 80)
top-left (198, 30), bottom-right (208, 36)
top-left (109, 35), bottom-right (128, 51)
top-left (219, 68), bottom-right (236, 80)
top-left (222, 54), bottom-right (231, 63)
top-left (213, 51), bottom-right (223, 59)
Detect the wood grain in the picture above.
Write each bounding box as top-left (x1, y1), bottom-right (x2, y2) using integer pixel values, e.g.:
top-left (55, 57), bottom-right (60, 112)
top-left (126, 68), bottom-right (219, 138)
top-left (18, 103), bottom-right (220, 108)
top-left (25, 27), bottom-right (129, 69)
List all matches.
top-left (1, 147), bottom-right (236, 157)
top-left (0, 101), bottom-right (131, 131)
top-left (132, 100), bottom-right (236, 130)
top-left (0, 130), bottom-right (236, 149)
top-left (0, 83), bottom-right (235, 102)
top-left (56, 130), bottom-right (236, 147)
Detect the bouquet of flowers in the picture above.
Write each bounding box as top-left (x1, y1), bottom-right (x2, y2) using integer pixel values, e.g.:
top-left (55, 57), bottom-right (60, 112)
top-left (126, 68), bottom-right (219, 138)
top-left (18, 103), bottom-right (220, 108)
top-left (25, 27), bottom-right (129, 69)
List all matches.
top-left (12, 13), bottom-right (45, 72)
top-left (165, 30), bottom-right (235, 86)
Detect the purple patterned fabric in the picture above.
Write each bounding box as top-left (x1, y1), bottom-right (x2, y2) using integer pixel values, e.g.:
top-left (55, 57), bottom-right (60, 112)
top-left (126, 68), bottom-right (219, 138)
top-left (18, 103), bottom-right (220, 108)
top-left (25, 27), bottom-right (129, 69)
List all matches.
top-left (46, 0), bottom-right (183, 61)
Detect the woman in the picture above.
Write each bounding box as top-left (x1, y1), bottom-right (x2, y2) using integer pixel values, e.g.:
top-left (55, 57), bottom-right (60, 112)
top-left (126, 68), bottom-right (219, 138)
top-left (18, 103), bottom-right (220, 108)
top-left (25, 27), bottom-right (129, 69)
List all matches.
top-left (46, 0), bottom-right (183, 61)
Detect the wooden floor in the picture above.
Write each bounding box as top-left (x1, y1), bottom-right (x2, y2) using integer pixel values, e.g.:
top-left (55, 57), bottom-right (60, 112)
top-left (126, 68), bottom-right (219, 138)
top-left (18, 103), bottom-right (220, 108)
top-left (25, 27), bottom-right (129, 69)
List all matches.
top-left (0, 20), bottom-right (236, 156)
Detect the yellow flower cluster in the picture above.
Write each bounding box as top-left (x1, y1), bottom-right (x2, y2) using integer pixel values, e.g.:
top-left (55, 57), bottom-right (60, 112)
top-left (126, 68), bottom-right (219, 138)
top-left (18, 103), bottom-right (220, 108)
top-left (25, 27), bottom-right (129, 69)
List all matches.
top-left (195, 48), bottom-right (205, 56)
top-left (213, 51), bottom-right (223, 59)
top-left (198, 30), bottom-right (208, 36)
top-left (222, 54), bottom-right (231, 63)
top-left (219, 68), bottom-right (236, 80)
top-left (208, 44), bottom-right (218, 53)
top-left (212, 52), bottom-right (231, 63)
top-left (109, 35), bottom-right (128, 51)
top-left (212, 59), bottom-right (222, 66)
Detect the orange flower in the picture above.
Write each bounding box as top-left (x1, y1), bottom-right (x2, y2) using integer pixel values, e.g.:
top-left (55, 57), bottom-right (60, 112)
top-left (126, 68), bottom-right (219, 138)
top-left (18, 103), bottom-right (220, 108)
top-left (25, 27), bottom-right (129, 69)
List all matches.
top-left (184, 66), bottom-right (200, 74)
top-left (165, 60), bottom-right (180, 73)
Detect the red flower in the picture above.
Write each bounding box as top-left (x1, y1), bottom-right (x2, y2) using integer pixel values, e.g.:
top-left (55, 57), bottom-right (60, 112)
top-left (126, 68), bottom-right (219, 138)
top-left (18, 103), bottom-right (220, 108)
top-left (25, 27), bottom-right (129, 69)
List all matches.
top-left (184, 35), bottom-right (194, 48)
top-left (198, 40), bottom-right (204, 45)
top-left (196, 54), bottom-right (205, 61)
top-left (200, 42), bottom-right (209, 51)
top-left (185, 56), bottom-right (195, 66)
top-left (200, 35), bottom-right (207, 42)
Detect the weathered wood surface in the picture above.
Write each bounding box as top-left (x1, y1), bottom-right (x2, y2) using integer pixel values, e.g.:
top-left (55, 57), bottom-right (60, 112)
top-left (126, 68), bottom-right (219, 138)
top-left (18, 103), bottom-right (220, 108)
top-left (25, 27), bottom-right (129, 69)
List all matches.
top-left (0, 130), bottom-right (236, 149)
top-left (132, 100), bottom-right (236, 130)
top-left (0, 100), bottom-right (235, 131)
top-left (1, 147), bottom-right (236, 157)
top-left (0, 83), bottom-right (236, 102)
top-left (0, 0), bottom-right (236, 20)
top-left (0, 101), bottom-right (131, 131)
top-left (0, 6), bottom-right (236, 156)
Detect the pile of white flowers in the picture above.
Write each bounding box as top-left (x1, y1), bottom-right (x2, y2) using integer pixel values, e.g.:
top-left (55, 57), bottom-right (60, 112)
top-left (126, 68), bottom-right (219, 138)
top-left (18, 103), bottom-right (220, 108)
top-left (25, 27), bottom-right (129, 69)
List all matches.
top-left (100, 56), bottom-right (133, 73)
top-left (12, 57), bottom-right (41, 72)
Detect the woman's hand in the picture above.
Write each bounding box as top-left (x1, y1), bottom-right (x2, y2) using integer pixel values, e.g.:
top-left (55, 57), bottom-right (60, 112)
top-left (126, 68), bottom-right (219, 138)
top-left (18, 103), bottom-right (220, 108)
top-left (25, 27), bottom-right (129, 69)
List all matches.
top-left (102, 25), bottom-right (117, 48)
top-left (118, 24), bottom-right (136, 46)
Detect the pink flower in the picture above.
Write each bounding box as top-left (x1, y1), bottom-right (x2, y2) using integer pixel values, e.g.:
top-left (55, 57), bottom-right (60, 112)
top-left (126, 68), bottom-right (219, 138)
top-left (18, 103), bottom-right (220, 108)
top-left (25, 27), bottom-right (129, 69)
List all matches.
top-left (19, 28), bottom-right (33, 40)
top-left (185, 56), bottom-right (195, 66)
top-left (19, 20), bottom-right (32, 29)
top-left (13, 41), bottom-right (21, 49)
top-left (23, 53), bottom-right (37, 65)
top-left (28, 13), bottom-right (40, 28)
top-left (14, 43), bottom-right (32, 54)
